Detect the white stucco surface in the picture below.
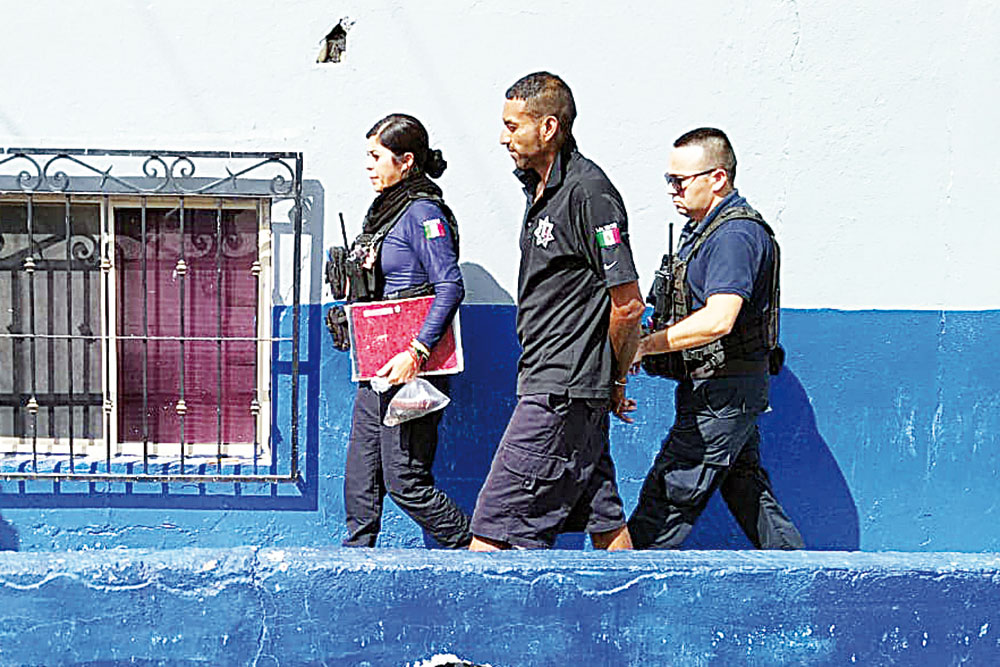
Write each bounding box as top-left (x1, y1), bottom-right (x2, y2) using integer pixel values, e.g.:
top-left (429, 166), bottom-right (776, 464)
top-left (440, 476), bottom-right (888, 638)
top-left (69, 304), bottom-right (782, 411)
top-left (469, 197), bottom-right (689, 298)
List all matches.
top-left (2, 1), bottom-right (997, 309)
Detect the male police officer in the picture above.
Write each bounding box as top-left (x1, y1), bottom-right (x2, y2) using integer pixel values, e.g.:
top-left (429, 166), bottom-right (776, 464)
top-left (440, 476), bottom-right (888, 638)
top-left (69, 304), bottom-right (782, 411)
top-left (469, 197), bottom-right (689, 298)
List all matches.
top-left (628, 128), bottom-right (804, 550)
top-left (469, 72), bottom-right (645, 551)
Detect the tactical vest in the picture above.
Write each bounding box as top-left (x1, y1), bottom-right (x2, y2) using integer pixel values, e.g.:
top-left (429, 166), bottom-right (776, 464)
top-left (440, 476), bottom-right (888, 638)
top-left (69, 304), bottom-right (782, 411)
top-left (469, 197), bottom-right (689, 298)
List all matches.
top-left (642, 205), bottom-right (781, 380)
top-left (326, 196), bottom-right (459, 304)
top-left (324, 197), bottom-right (458, 350)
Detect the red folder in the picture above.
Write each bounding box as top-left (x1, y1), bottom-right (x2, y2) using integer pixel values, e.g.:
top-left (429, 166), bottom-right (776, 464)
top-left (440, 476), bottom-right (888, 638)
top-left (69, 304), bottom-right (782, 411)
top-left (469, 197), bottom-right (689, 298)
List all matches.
top-left (345, 295), bottom-right (463, 381)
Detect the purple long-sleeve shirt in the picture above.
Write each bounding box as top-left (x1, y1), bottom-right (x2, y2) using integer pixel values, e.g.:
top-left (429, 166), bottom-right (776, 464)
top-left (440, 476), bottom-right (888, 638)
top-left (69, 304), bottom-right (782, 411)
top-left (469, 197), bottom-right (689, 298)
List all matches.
top-left (379, 199), bottom-right (463, 349)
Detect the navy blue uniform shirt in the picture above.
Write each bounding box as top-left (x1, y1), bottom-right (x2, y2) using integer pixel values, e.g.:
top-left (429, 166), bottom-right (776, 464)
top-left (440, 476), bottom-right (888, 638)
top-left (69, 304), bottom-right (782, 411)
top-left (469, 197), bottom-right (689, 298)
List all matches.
top-left (678, 190), bottom-right (774, 360)
top-left (380, 199), bottom-right (464, 349)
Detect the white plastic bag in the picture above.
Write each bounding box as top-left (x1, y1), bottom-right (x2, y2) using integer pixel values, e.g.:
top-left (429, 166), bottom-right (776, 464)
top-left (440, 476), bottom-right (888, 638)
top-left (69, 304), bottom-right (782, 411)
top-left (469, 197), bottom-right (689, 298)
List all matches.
top-left (370, 376), bottom-right (392, 394)
top-left (383, 377), bottom-right (450, 426)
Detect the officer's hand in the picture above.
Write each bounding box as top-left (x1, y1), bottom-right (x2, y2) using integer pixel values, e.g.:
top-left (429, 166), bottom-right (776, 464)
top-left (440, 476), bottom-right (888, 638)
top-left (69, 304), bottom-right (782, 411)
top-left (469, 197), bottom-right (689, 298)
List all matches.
top-left (376, 350), bottom-right (419, 385)
top-left (627, 336), bottom-right (649, 375)
top-left (610, 383), bottom-right (637, 424)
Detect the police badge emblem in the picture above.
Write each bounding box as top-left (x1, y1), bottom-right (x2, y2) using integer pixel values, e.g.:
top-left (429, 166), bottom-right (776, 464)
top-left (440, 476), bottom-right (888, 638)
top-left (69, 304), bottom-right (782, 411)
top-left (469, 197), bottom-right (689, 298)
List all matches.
top-left (533, 216), bottom-right (555, 248)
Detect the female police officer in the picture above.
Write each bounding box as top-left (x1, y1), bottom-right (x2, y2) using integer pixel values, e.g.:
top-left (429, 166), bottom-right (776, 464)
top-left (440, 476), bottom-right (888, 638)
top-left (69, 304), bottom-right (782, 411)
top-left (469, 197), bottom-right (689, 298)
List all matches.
top-left (342, 114), bottom-right (471, 548)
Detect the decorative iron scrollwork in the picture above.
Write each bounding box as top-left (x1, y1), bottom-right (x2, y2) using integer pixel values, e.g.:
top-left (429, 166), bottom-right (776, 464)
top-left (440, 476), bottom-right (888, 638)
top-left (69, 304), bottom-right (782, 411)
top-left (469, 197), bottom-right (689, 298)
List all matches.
top-left (0, 149), bottom-right (300, 196)
top-left (0, 232), bottom-right (101, 272)
top-left (0, 147), bottom-right (304, 486)
top-left (0, 153), bottom-right (42, 191)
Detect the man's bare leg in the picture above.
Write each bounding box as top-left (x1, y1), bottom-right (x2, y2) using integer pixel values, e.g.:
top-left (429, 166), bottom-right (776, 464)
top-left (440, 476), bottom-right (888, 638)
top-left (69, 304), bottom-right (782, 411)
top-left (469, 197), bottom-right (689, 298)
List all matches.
top-left (469, 535), bottom-right (509, 551)
top-left (591, 525), bottom-right (633, 551)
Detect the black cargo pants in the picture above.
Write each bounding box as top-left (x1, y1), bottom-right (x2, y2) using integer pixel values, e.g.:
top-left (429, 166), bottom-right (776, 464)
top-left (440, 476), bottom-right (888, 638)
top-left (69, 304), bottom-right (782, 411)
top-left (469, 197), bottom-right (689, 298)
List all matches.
top-left (343, 379), bottom-right (471, 548)
top-left (628, 374), bottom-right (804, 550)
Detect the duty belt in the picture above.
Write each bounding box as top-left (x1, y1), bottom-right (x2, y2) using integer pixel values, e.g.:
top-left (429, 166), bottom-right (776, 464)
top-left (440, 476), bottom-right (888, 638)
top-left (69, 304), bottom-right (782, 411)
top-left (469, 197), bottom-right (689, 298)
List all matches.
top-left (688, 359), bottom-right (769, 380)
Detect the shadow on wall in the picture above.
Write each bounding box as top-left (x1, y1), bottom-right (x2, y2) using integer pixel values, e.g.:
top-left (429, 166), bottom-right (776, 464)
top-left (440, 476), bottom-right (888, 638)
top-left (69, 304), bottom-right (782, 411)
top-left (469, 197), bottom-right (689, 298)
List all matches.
top-left (460, 262), bottom-right (514, 305)
top-left (427, 265), bottom-right (513, 546)
top-left (681, 365), bottom-right (860, 550)
top-left (0, 512), bottom-right (17, 551)
top-left (431, 304), bottom-right (517, 542)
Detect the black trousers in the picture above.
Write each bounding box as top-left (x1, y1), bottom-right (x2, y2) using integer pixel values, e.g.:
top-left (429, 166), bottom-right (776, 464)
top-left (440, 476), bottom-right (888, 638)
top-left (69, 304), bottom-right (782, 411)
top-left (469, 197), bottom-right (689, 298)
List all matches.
top-left (628, 375), bottom-right (804, 550)
top-left (343, 380), bottom-right (471, 548)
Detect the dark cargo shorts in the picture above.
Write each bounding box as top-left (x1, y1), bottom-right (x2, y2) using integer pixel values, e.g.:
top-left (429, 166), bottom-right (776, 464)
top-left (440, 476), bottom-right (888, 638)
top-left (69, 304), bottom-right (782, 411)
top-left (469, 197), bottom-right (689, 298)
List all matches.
top-left (470, 393), bottom-right (626, 548)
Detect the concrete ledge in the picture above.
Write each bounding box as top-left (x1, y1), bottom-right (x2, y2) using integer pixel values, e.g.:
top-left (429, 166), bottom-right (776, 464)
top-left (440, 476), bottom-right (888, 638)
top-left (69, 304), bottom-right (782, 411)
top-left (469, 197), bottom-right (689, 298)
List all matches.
top-left (1, 548), bottom-right (998, 665)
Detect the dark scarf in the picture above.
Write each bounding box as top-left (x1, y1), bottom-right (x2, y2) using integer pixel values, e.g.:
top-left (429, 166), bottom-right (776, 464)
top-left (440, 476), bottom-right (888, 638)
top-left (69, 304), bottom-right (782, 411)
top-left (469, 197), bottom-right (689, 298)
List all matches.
top-left (361, 172), bottom-right (459, 256)
top-left (345, 172), bottom-right (460, 302)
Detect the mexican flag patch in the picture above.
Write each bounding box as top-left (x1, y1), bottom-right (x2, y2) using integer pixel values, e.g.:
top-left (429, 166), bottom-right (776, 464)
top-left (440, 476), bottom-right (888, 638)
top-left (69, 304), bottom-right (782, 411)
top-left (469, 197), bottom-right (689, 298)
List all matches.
top-left (596, 222), bottom-right (622, 248)
top-left (423, 219), bottom-right (446, 239)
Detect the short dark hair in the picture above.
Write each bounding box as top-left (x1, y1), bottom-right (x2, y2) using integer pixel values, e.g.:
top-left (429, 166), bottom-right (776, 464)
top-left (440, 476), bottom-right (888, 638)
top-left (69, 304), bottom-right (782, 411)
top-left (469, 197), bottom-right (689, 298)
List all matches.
top-left (366, 113), bottom-right (447, 178)
top-left (674, 127), bottom-right (737, 183)
top-left (505, 72), bottom-right (577, 147)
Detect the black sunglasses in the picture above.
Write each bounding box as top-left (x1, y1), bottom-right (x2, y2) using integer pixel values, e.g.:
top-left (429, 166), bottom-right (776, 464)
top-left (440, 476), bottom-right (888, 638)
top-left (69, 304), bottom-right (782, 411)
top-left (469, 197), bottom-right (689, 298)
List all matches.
top-left (663, 167), bottom-right (720, 192)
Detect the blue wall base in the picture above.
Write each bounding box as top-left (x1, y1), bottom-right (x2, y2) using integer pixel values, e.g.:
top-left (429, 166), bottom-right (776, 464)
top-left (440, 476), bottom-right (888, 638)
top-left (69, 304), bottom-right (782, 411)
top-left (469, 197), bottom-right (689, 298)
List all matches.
top-left (1, 547), bottom-right (998, 665)
top-left (2, 308), bottom-right (1000, 553)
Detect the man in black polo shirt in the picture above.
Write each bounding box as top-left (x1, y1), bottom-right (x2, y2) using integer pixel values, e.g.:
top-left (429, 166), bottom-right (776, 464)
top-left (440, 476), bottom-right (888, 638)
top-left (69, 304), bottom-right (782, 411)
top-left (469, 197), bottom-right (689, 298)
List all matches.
top-left (628, 128), bottom-right (804, 550)
top-left (469, 72), bottom-right (645, 551)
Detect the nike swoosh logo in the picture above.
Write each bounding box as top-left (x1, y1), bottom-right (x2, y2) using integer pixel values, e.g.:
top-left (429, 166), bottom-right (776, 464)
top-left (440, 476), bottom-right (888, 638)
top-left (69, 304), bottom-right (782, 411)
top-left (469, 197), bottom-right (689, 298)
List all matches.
top-left (603, 261), bottom-right (618, 271)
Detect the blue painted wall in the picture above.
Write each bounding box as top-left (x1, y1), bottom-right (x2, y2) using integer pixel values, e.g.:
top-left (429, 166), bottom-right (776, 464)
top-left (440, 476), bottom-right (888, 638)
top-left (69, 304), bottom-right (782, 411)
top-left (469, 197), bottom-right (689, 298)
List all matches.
top-left (1, 547), bottom-right (998, 665)
top-left (1, 307), bottom-right (999, 553)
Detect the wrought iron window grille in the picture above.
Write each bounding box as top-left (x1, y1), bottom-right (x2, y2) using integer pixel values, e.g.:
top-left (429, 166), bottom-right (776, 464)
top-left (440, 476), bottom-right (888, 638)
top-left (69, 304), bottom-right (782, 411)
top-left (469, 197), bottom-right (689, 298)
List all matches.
top-left (0, 148), bottom-right (303, 485)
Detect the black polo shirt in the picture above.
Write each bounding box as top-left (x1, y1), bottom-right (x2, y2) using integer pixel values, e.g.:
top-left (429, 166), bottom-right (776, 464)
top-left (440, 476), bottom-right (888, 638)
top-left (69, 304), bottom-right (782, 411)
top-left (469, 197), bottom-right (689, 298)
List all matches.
top-left (514, 144), bottom-right (639, 399)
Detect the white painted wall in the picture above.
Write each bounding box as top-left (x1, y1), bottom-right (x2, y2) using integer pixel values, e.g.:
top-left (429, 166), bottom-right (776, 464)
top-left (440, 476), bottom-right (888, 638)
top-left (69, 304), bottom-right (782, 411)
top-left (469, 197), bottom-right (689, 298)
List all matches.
top-left (2, 0), bottom-right (997, 309)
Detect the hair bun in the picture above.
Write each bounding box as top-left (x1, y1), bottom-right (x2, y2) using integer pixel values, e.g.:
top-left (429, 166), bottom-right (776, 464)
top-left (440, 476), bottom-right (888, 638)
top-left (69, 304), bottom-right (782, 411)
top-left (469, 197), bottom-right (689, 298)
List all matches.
top-left (425, 148), bottom-right (447, 178)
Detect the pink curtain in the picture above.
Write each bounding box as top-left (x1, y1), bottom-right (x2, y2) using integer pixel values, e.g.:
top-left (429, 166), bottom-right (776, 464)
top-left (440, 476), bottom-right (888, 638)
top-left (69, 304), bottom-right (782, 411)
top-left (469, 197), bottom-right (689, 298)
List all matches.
top-left (116, 208), bottom-right (258, 446)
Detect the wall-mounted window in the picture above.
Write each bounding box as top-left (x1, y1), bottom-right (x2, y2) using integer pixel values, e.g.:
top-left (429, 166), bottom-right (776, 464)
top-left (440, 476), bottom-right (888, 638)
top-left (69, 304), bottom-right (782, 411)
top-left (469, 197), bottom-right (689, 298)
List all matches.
top-left (114, 200), bottom-right (271, 462)
top-left (0, 150), bottom-right (303, 484)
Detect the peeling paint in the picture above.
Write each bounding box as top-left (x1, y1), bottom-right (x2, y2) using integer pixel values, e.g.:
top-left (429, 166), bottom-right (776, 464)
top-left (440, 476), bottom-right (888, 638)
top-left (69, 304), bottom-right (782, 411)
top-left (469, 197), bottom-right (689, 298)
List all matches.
top-left (0, 548), bottom-right (997, 663)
